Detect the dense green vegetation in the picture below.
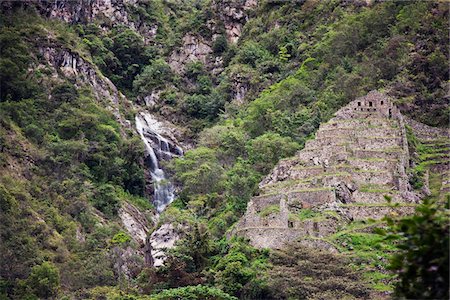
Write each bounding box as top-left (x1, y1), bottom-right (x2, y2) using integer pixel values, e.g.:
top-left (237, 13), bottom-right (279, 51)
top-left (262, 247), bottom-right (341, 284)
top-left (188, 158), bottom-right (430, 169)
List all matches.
top-left (0, 0), bottom-right (448, 299)
top-left (380, 198), bottom-right (449, 299)
top-left (0, 10), bottom-right (152, 299)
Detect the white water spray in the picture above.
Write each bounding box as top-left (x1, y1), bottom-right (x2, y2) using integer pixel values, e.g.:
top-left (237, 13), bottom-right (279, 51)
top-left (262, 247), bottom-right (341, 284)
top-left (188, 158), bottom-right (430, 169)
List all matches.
top-left (135, 112), bottom-right (182, 213)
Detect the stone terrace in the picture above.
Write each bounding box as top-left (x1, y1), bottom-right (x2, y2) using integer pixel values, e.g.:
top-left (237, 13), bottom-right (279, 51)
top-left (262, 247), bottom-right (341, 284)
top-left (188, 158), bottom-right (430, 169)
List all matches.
top-left (235, 91), bottom-right (419, 249)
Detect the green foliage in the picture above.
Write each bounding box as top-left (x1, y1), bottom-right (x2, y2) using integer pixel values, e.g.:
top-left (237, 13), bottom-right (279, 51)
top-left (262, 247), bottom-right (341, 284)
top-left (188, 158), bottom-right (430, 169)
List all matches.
top-left (380, 199), bottom-right (449, 299)
top-left (92, 184), bottom-right (120, 217)
top-left (258, 205), bottom-right (280, 217)
top-left (246, 132), bottom-right (299, 173)
top-left (27, 261), bottom-right (60, 299)
top-left (264, 243), bottom-right (371, 299)
top-left (153, 285), bottom-right (237, 300)
top-left (0, 183), bottom-right (18, 212)
top-left (133, 59), bottom-right (173, 95)
top-left (182, 91), bottom-right (226, 120)
top-left (211, 238), bottom-right (269, 298)
top-left (212, 35), bottom-right (228, 54)
top-left (225, 160), bottom-right (261, 213)
top-left (111, 231), bottom-right (131, 245)
top-left (51, 83), bottom-right (79, 106)
top-left (278, 45), bottom-right (291, 62)
top-left (234, 41), bottom-right (272, 68)
top-left (0, 27), bottom-right (38, 101)
top-left (169, 147), bottom-right (225, 197)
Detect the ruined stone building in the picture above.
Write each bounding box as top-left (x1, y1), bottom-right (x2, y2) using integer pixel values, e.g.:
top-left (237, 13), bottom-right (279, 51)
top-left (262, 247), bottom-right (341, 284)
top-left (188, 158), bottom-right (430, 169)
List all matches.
top-left (234, 91), bottom-right (421, 249)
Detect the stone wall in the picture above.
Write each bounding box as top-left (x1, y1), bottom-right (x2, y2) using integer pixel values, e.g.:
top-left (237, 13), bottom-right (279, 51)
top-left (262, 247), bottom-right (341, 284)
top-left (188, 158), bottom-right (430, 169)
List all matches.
top-left (235, 91), bottom-right (420, 249)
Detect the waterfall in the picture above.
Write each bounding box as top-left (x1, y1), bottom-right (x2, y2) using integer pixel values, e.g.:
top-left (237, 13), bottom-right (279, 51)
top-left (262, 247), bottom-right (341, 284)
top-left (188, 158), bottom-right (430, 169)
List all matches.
top-left (135, 112), bottom-right (183, 213)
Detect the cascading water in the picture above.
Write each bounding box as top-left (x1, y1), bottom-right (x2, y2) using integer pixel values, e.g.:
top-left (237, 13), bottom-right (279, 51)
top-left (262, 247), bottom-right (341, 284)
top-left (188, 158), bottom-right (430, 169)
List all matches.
top-left (135, 112), bottom-right (183, 213)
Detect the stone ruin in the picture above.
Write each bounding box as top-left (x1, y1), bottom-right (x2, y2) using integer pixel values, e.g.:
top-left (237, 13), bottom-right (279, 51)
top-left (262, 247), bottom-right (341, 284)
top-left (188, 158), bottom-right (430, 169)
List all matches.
top-left (234, 91), bottom-right (421, 249)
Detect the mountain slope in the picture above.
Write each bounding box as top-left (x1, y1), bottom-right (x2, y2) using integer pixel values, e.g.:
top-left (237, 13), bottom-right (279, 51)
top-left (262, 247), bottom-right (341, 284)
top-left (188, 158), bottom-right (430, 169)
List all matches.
top-left (0, 1), bottom-right (448, 299)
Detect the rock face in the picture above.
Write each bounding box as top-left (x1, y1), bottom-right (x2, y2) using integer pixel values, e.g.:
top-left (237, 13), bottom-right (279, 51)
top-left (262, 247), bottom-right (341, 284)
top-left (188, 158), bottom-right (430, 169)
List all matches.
top-left (119, 202), bottom-right (152, 246)
top-left (38, 46), bottom-right (132, 131)
top-left (213, 0), bottom-right (257, 43)
top-left (16, 0), bottom-right (157, 43)
top-left (235, 91), bottom-right (420, 249)
top-left (169, 34), bottom-right (213, 73)
top-left (149, 223), bottom-right (180, 267)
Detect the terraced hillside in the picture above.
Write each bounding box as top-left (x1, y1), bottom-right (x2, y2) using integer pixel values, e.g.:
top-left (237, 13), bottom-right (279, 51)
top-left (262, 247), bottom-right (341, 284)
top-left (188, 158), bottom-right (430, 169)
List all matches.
top-left (235, 91), bottom-right (422, 249)
top-left (405, 118), bottom-right (450, 201)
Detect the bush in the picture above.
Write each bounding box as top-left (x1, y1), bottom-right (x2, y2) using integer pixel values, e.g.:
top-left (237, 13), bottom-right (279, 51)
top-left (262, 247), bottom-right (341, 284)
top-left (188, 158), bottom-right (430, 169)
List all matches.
top-left (27, 261), bottom-right (60, 299)
top-left (51, 83), bottom-right (79, 105)
top-left (235, 41), bottom-right (272, 68)
top-left (170, 147), bottom-right (225, 197)
top-left (133, 58), bottom-right (172, 95)
top-left (24, 124), bottom-right (45, 145)
top-left (183, 91), bottom-right (226, 120)
top-left (91, 184), bottom-right (120, 217)
top-left (111, 231), bottom-right (131, 245)
top-left (153, 285), bottom-right (237, 300)
top-left (212, 35), bottom-right (228, 54)
top-left (0, 28), bottom-right (37, 101)
top-left (246, 132), bottom-right (299, 173)
top-left (380, 199), bottom-right (449, 299)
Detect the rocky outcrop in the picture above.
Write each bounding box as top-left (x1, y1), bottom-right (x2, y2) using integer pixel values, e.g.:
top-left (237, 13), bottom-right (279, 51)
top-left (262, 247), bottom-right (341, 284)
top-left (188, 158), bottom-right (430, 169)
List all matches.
top-left (38, 46), bottom-right (132, 131)
top-left (149, 223), bottom-right (180, 267)
top-left (119, 202), bottom-right (153, 246)
top-left (169, 34), bottom-right (213, 73)
top-left (213, 0), bottom-right (257, 43)
top-left (235, 91), bottom-right (421, 249)
top-left (12, 0), bottom-right (158, 43)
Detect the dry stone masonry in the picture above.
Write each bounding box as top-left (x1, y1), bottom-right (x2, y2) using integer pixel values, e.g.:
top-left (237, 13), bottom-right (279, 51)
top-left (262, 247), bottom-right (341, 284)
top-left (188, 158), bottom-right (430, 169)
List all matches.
top-left (235, 91), bottom-right (421, 249)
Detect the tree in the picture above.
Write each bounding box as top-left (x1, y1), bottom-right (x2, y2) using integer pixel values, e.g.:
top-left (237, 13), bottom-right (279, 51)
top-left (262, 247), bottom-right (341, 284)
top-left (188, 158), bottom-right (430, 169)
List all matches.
top-left (27, 261), bottom-right (60, 299)
top-left (212, 35), bottom-right (228, 54)
top-left (278, 45), bottom-right (291, 62)
top-left (170, 147), bottom-right (225, 197)
top-left (133, 58), bottom-right (172, 95)
top-left (92, 184), bottom-right (120, 217)
top-left (246, 132), bottom-right (299, 173)
top-left (381, 198), bottom-right (449, 299)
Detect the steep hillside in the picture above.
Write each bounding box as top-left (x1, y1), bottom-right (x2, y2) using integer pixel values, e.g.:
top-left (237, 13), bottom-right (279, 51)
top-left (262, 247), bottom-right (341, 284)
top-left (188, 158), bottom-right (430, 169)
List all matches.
top-left (0, 0), bottom-right (448, 299)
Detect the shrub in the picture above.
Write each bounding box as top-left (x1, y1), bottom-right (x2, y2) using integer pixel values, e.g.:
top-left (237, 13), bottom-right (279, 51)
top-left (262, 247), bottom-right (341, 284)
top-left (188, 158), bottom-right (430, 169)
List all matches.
top-left (246, 132), bottom-right (299, 173)
top-left (51, 83), bottom-right (79, 105)
top-left (27, 261), bottom-right (60, 299)
top-left (212, 35), bottom-right (228, 54)
top-left (111, 231), bottom-right (131, 245)
top-left (380, 199), bottom-right (449, 299)
top-left (183, 91), bottom-right (226, 120)
top-left (235, 41), bottom-right (272, 68)
top-left (91, 184), bottom-right (120, 217)
top-left (153, 285), bottom-right (237, 300)
top-left (133, 58), bottom-right (172, 95)
top-left (24, 124), bottom-right (45, 144)
top-left (170, 147), bottom-right (225, 197)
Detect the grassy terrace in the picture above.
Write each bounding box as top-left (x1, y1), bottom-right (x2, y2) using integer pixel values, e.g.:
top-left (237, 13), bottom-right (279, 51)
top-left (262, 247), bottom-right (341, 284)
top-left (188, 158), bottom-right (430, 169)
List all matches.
top-left (353, 146), bottom-right (404, 153)
top-left (354, 169), bottom-right (390, 174)
top-left (289, 209), bottom-right (340, 222)
top-left (338, 202), bottom-right (417, 207)
top-left (263, 172), bottom-right (351, 190)
top-left (359, 184), bottom-right (397, 193)
top-left (258, 204), bottom-right (280, 217)
top-left (319, 125), bottom-right (387, 132)
top-left (348, 157), bottom-right (398, 162)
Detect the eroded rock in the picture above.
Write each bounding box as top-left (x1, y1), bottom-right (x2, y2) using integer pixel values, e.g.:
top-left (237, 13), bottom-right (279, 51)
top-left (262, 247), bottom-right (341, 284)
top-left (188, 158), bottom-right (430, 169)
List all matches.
top-left (149, 223), bottom-right (180, 267)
